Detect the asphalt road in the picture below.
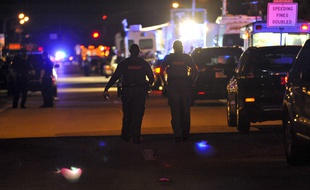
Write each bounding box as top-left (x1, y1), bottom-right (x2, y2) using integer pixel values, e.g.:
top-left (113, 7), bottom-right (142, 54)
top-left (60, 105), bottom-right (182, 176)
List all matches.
top-left (1, 64), bottom-right (310, 190)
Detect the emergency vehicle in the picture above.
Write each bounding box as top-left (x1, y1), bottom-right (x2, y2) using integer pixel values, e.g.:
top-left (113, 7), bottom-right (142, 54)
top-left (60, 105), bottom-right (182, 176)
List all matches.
top-left (240, 20), bottom-right (310, 50)
top-left (214, 14), bottom-right (261, 47)
top-left (78, 45), bottom-right (112, 76)
top-left (205, 0), bottom-right (261, 47)
top-left (114, 8), bottom-right (207, 62)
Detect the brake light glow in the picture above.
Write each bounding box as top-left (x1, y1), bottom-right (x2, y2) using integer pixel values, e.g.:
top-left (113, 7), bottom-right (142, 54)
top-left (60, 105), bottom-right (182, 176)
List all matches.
top-left (155, 67), bottom-right (161, 74)
top-left (198, 92), bottom-right (205, 95)
top-left (301, 24), bottom-right (309, 31)
top-left (245, 98), bottom-right (255, 102)
top-left (281, 76), bottom-right (288, 85)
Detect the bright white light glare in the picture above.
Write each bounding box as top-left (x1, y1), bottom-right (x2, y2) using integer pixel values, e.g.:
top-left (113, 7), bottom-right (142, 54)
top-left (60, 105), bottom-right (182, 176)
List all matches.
top-left (55, 51), bottom-right (66, 61)
top-left (59, 167), bottom-right (82, 182)
top-left (179, 20), bottom-right (201, 41)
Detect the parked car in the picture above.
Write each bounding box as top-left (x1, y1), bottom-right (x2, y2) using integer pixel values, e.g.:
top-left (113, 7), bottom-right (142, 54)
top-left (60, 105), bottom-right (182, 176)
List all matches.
top-left (26, 52), bottom-right (59, 97)
top-left (26, 52), bottom-right (57, 96)
top-left (282, 39), bottom-right (310, 166)
top-left (151, 59), bottom-right (164, 90)
top-left (227, 45), bottom-right (301, 132)
top-left (191, 46), bottom-right (243, 104)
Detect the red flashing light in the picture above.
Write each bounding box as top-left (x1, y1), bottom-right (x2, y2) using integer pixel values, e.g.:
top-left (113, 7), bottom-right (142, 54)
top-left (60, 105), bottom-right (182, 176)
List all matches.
top-left (255, 25), bottom-right (262, 30)
top-left (301, 24), bottom-right (308, 31)
top-left (102, 15), bottom-right (107, 20)
top-left (281, 76), bottom-right (288, 85)
top-left (38, 47), bottom-right (44, 52)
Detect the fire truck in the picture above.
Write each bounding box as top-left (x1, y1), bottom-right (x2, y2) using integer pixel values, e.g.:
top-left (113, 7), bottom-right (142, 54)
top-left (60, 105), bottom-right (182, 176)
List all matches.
top-left (240, 20), bottom-right (310, 50)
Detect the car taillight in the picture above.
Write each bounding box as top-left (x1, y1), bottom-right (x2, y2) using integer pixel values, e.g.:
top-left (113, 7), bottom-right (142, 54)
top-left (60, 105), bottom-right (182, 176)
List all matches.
top-left (245, 98), bottom-right (255, 103)
top-left (281, 76), bottom-right (287, 85)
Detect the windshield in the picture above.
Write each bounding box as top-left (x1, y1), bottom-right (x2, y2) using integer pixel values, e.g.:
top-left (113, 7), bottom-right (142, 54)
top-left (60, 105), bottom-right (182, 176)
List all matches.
top-left (191, 48), bottom-right (243, 69)
top-left (252, 46), bottom-right (301, 72)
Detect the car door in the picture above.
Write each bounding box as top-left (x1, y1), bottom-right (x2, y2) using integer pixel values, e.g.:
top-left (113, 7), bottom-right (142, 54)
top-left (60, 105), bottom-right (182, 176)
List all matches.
top-left (227, 49), bottom-right (250, 114)
top-left (290, 47), bottom-right (310, 136)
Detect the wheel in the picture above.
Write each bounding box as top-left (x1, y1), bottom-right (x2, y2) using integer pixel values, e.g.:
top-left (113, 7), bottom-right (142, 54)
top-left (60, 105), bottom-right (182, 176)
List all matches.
top-left (227, 99), bottom-right (237, 127)
top-left (283, 111), bottom-right (310, 166)
top-left (236, 100), bottom-right (250, 132)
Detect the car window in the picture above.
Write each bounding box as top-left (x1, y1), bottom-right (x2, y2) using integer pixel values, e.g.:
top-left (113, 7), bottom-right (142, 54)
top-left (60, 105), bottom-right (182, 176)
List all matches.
top-left (192, 48), bottom-right (243, 69)
top-left (289, 47), bottom-right (310, 82)
top-left (255, 47), bottom-right (301, 72)
top-left (236, 49), bottom-right (250, 74)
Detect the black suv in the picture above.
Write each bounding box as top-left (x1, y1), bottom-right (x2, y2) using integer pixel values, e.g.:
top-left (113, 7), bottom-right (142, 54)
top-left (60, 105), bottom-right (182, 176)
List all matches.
top-left (191, 47), bottom-right (243, 103)
top-left (227, 45), bottom-right (301, 132)
top-left (282, 39), bottom-right (310, 166)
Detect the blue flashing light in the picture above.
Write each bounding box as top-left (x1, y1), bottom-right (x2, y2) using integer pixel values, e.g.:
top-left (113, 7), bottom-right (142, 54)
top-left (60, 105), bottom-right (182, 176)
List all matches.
top-left (55, 51), bottom-right (66, 61)
top-left (194, 140), bottom-right (217, 157)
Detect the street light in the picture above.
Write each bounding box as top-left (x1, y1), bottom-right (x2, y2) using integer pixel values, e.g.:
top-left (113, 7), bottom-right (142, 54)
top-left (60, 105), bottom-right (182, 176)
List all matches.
top-left (172, 2), bottom-right (179, 9)
top-left (2, 13), bottom-right (29, 46)
top-left (18, 13), bottom-right (29, 25)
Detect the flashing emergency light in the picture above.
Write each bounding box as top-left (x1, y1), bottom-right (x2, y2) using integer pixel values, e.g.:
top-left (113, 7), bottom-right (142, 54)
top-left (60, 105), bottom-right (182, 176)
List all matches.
top-left (55, 51), bottom-right (66, 61)
top-left (301, 24), bottom-right (309, 31)
top-left (102, 15), bottom-right (107, 20)
top-left (179, 20), bottom-right (201, 41)
top-left (92, 31), bottom-right (100, 38)
top-left (255, 25), bottom-right (262, 30)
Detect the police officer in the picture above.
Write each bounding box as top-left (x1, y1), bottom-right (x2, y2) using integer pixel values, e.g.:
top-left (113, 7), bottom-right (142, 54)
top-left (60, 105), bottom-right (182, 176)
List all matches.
top-left (39, 51), bottom-right (54, 108)
top-left (103, 44), bottom-right (154, 144)
top-left (160, 40), bottom-right (198, 142)
top-left (9, 52), bottom-right (33, 109)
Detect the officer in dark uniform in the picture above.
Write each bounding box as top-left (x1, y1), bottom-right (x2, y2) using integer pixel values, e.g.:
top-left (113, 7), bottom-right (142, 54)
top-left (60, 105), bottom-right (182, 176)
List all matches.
top-left (39, 51), bottom-right (54, 108)
top-left (160, 40), bottom-right (198, 142)
top-left (9, 52), bottom-right (33, 109)
top-left (103, 44), bottom-right (154, 144)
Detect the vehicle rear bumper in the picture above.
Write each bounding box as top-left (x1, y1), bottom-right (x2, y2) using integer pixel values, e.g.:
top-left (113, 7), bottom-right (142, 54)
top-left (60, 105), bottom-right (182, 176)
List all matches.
top-left (193, 84), bottom-right (227, 100)
top-left (243, 104), bottom-right (283, 122)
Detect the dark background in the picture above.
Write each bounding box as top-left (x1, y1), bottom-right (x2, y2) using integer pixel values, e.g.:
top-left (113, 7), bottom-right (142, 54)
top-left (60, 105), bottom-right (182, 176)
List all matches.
top-left (0, 0), bottom-right (263, 54)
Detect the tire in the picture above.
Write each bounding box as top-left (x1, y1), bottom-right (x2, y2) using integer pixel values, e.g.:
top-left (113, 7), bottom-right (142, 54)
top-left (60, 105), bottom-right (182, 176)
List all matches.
top-left (227, 99), bottom-right (237, 127)
top-left (283, 111), bottom-right (310, 166)
top-left (236, 100), bottom-right (250, 132)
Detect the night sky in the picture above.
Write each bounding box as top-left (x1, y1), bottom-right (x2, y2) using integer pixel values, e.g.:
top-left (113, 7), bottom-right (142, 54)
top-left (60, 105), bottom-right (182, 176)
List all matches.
top-left (1, 0), bottom-right (248, 52)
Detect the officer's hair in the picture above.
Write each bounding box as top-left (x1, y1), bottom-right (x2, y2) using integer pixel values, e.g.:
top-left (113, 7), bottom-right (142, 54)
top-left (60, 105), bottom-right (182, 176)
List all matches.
top-left (129, 44), bottom-right (140, 56)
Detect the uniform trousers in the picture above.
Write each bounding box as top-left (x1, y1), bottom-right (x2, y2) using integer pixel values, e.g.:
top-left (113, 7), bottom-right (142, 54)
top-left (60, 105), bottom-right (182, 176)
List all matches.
top-left (167, 83), bottom-right (192, 139)
top-left (121, 86), bottom-right (148, 141)
top-left (13, 76), bottom-right (28, 108)
top-left (41, 77), bottom-right (53, 107)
